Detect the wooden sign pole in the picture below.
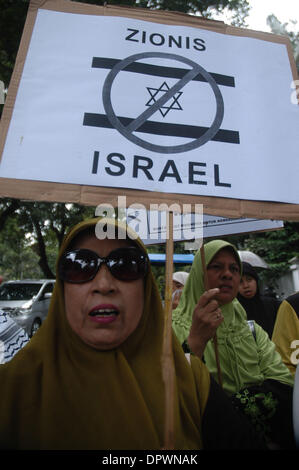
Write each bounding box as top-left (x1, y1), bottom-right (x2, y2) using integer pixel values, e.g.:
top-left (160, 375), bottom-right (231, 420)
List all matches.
top-left (161, 210), bottom-right (175, 450)
top-left (200, 244), bottom-right (223, 388)
top-left (162, 215), bottom-right (224, 449)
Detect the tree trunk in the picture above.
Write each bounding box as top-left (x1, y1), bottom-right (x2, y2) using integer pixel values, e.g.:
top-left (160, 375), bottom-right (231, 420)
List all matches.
top-left (0, 199), bottom-right (20, 231)
top-left (31, 216), bottom-right (55, 278)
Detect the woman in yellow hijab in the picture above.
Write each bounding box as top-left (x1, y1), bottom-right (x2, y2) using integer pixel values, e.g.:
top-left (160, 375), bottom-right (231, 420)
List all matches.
top-left (0, 218), bottom-right (262, 450)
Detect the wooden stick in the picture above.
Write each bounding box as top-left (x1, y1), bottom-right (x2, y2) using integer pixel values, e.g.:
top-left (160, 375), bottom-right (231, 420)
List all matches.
top-left (200, 245), bottom-right (209, 292)
top-left (161, 211), bottom-right (175, 450)
top-left (200, 244), bottom-right (223, 388)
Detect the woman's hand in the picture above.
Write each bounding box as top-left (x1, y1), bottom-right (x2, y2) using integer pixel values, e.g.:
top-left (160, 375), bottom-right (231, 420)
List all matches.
top-left (187, 288), bottom-right (224, 357)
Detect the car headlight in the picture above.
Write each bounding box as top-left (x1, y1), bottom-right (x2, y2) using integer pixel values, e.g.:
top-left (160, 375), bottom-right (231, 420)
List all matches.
top-left (20, 300), bottom-right (33, 310)
top-left (17, 309), bottom-right (32, 316)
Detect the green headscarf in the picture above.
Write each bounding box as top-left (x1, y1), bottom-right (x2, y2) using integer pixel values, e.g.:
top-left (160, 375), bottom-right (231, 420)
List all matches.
top-left (0, 217), bottom-right (210, 450)
top-left (172, 240), bottom-right (294, 395)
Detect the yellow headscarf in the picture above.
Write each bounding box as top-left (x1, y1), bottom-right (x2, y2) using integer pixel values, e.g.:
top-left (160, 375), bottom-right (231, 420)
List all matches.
top-left (0, 218), bottom-right (210, 450)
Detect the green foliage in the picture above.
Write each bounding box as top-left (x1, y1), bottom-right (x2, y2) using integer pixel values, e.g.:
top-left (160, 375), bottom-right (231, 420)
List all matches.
top-left (267, 14), bottom-right (299, 73)
top-left (146, 240), bottom-right (192, 297)
top-left (0, 243), bottom-right (43, 280)
top-left (70, 0), bottom-right (250, 17)
top-left (209, 222), bottom-right (299, 291)
top-left (0, 198), bottom-right (95, 279)
top-left (241, 222), bottom-right (299, 289)
top-left (0, 213), bottom-right (42, 280)
top-left (0, 1), bottom-right (30, 87)
top-left (267, 15), bottom-right (299, 73)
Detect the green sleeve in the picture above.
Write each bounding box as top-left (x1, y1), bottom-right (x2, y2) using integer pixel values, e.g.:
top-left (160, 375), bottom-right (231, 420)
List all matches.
top-left (255, 322), bottom-right (294, 387)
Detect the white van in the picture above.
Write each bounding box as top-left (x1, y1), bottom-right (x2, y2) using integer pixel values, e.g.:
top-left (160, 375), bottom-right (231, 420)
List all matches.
top-left (0, 279), bottom-right (55, 337)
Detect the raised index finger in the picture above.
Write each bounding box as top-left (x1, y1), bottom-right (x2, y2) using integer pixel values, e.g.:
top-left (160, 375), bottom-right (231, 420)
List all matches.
top-left (196, 288), bottom-right (220, 308)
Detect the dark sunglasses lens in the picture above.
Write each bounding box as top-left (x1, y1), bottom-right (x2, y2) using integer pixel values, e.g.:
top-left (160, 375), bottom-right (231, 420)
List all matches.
top-left (109, 249), bottom-right (147, 281)
top-left (60, 250), bottom-right (98, 283)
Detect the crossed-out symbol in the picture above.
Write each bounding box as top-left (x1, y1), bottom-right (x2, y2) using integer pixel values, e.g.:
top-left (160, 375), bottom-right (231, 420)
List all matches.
top-left (146, 81), bottom-right (183, 117)
top-left (102, 52), bottom-right (224, 154)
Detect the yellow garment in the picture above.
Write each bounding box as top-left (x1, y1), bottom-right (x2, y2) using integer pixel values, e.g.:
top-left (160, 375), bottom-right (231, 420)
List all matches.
top-left (272, 299), bottom-right (299, 377)
top-left (0, 218), bottom-right (210, 450)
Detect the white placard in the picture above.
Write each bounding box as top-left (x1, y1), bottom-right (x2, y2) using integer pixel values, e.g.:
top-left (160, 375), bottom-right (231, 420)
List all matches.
top-left (125, 208), bottom-right (283, 244)
top-left (0, 9), bottom-right (298, 204)
top-left (201, 215), bottom-right (284, 239)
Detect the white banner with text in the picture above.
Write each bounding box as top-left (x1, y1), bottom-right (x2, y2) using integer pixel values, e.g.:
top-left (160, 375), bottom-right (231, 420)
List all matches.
top-left (0, 9), bottom-right (299, 203)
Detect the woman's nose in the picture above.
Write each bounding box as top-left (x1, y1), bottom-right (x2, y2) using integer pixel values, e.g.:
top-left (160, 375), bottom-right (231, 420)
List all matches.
top-left (221, 266), bottom-right (233, 278)
top-left (91, 264), bottom-right (116, 293)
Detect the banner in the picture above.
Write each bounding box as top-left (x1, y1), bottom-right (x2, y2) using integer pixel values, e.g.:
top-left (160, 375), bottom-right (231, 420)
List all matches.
top-left (0, 1), bottom-right (298, 219)
top-left (125, 208), bottom-right (283, 244)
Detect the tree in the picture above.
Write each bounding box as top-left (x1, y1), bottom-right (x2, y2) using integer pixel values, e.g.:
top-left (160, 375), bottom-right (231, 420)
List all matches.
top-left (240, 222), bottom-right (299, 291)
top-left (0, 200), bottom-right (95, 279)
top-left (0, 207), bottom-right (43, 279)
top-left (0, 198), bottom-right (20, 230)
top-left (267, 14), bottom-right (299, 73)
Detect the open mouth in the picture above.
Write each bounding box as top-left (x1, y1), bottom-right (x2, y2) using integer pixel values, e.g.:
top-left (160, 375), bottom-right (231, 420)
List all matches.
top-left (219, 284), bottom-right (233, 291)
top-left (243, 290), bottom-right (253, 296)
top-left (88, 305), bottom-right (120, 323)
top-left (89, 308), bottom-right (119, 317)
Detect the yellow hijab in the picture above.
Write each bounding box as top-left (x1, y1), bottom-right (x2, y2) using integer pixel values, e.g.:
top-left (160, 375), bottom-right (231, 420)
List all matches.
top-left (0, 218), bottom-right (210, 450)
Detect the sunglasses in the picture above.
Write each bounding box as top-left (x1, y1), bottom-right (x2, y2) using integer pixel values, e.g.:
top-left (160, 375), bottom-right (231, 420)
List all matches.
top-left (59, 247), bottom-right (148, 283)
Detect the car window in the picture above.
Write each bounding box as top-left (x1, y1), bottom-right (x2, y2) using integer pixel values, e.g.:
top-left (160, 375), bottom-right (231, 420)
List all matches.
top-left (38, 283), bottom-right (55, 300)
top-left (0, 283), bottom-right (42, 301)
top-left (43, 283), bottom-right (54, 294)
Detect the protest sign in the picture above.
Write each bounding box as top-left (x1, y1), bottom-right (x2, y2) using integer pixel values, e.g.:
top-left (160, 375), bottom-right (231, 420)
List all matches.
top-left (0, 1), bottom-right (295, 448)
top-left (0, 1), bottom-right (298, 220)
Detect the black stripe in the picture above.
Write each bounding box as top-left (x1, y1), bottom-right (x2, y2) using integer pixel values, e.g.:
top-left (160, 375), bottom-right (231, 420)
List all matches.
top-left (92, 151), bottom-right (99, 174)
top-left (0, 322), bottom-right (23, 343)
top-left (83, 112), bottom-right (240, 144)
top-left (92, 57), bottom-right (235, 88)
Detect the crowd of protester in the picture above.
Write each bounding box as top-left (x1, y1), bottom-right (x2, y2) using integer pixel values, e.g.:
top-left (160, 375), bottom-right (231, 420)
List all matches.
top-left (0, 220), bottom-right (298, 450)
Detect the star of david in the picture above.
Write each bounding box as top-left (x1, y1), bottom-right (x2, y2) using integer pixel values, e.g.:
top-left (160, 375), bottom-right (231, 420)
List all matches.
top-left (145, 81), bottom-right (183, 117)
